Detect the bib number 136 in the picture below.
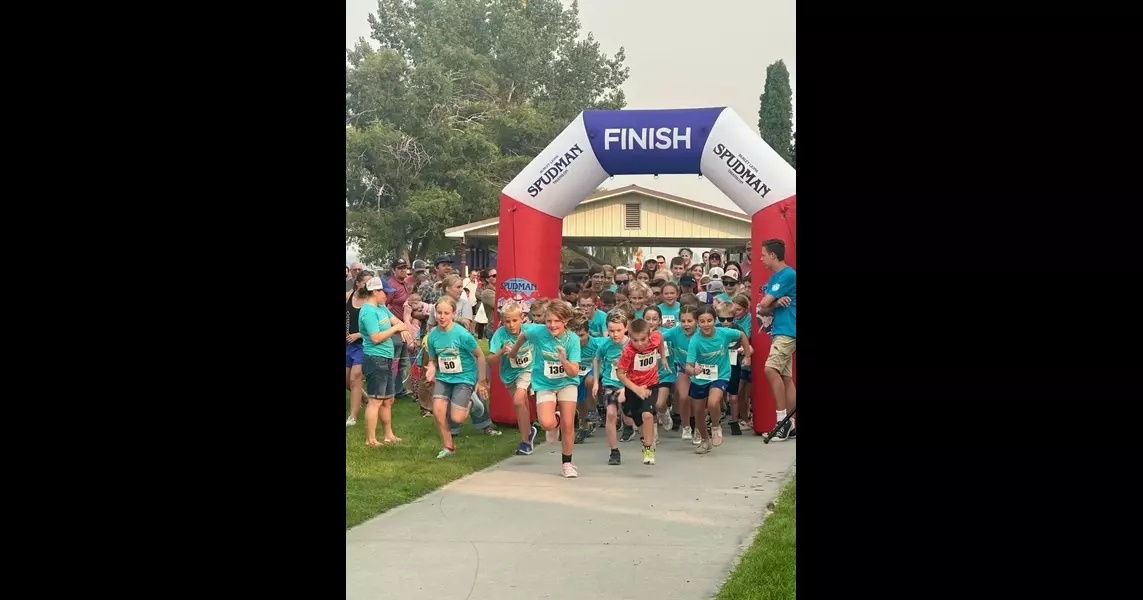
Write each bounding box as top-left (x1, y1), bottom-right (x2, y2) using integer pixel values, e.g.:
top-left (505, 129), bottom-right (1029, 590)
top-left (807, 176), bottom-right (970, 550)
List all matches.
top-left (545, 360), bottom-right (567, 378)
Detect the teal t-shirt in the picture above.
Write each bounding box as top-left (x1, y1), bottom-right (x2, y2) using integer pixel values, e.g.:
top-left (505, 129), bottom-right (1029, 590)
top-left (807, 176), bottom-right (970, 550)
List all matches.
top-left (489, 325), bottom-right (533, 385)
top-left (663, 325), bottom-right (695, 370)
top-left (577, 335), bottom-right (607, 383)
top-left (595, 336), bottom-right (628, 389)
top-left (359, 303), bottom-right (395, 358)
top-left (715, 292), bottom-right (733, 304)
top-left (657, 302), bottom-right (681, 329)
top-left (634, 307), bottom-right (645, 320)
top-left (764, 266), bottom-right (796, 338)
top-left (426, 323), bottom-right (480, 385)
top-left (522, 324), bottom-right (581, 391)
top-left (654, 329), bottom-right (677, 384)
top-left (586, 310), bottom-right (607, 337)
top-left (686, 327), bottom-right (741, 383)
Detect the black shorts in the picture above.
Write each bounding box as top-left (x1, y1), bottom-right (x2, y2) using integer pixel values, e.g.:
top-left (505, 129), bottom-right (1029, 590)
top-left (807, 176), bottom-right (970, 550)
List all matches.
top-left (602, 385), bottom-right (657, 420)
top-left (728, 365), bottom-right (741, 394)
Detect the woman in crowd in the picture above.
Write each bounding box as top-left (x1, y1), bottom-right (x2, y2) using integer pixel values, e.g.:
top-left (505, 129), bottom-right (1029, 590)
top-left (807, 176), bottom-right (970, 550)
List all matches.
top-left (345, 270), bottom-right (374, 426)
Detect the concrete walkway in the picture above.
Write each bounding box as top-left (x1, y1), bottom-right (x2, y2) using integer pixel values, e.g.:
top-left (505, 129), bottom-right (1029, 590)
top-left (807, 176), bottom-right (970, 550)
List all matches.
top-left (346, 433), bottom-right (797, 600)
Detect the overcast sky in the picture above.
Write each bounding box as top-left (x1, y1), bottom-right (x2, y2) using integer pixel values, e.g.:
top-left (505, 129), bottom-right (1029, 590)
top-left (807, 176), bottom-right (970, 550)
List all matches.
top-left (346, 0), bottom-right (795, 264)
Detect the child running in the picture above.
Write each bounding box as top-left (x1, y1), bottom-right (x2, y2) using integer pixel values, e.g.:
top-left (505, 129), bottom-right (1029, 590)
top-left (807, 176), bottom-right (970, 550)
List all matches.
top-left (665, 305), bottom-right (699, 441)
top-left (658, 282), bottom-right (681, 329)
top-left (508, 300), bottom-right (583, 478)
top-left (616, 314), bottom-right (671, 465)
top-left (641, 305), bottom-right (676, 432)
top-left (573, 318), bottom-right (606, 443)
top-left (718, 301), bottom-right (748, 436)
top-left (627, 280), bottom-right (651, 319)
top-left (424, 296), bottom-right (491, 459)
top-left (486, 301), bottom-right (539, 455)
top-left (593, 311), bottom-right (630, 464)
top-left (730, 294), bottom-right (754, 433)
top-left (578, 290), bottom-right (608, 337)
top-left (685, 304), bottom-right (752, 454)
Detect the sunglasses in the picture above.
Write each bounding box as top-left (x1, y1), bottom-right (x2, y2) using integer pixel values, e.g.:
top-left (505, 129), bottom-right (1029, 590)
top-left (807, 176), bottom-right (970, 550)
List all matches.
top-left (487, 273), bottom-right (497, 277)
top-left (718, 317), bottom-right (735, 323)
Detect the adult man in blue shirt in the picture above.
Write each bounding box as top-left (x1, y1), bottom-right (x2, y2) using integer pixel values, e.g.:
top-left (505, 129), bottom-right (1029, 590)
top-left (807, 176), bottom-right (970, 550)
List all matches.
top-left (756, 239), bottom-right (796, 441)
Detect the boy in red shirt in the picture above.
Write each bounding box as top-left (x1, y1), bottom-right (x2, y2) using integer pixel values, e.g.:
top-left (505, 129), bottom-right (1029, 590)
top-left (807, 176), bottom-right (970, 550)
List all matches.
top-left (617, 319), bottom-right (671, 465)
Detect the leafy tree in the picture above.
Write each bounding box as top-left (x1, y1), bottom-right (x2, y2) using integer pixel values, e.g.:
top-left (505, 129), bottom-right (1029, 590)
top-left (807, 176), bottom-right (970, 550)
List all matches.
top-left (790, 131), bottom-right (796, 168)
top-left (758, 59), bottom-right (794, 165)
top-left (346, 0), bottom-right (630, 264)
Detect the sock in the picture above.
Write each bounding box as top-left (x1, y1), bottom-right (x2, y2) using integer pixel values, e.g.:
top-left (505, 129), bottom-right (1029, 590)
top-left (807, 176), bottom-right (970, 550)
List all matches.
top-left (610, 447), bottom-right (619, 453)
top-left (644, 444), bottom-right (652, 450)
top-left (562, 454), bottom-right (572, 463)
top-left (446, 446), bottom-right (455, 453)
top-left (777, 409), bottom-right (787, 421)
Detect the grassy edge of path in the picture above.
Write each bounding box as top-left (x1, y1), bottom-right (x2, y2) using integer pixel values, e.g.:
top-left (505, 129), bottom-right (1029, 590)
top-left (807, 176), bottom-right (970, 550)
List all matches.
top-left (715, 475), bottom-right (797, 600)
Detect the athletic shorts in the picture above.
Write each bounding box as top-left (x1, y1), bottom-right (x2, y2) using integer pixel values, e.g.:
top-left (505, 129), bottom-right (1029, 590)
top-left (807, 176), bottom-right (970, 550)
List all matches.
top-left (504, 370), bottom-right (532, 393)
top-left (728, 365), bottom-right (741, 394)
top-left (433, 380), bottom-right (475, 409)
top-left (602, 386), bottom-right (656, 420)
top-left (346, 341), bottom-right (365, 368)
top-left (536, 386), bottom-right (577, 404)
top-left (688, 379), bottom-right (729, 400)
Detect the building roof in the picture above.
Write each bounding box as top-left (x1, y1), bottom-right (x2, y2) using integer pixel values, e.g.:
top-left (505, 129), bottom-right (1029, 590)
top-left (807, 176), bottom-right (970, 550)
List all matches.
top-left (444, 184), bottom-right (750, 239)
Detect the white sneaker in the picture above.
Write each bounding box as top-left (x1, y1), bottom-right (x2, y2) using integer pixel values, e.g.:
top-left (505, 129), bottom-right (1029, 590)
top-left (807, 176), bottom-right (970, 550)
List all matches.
top-left (712, 422), bottom-right (724, 447)
top-left (692, 431), bottom-right (702, 446)
top-left (345, 416), bottom-right (356, 426)
top-left (681, 426), bottom-right (692, 440)
top-left (663, 412), bottom-right (674, 431)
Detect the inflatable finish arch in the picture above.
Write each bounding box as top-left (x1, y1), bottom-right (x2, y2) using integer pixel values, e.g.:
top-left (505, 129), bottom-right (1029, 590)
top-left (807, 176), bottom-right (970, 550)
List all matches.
top-left (489, 107), bottom-right (796, 435)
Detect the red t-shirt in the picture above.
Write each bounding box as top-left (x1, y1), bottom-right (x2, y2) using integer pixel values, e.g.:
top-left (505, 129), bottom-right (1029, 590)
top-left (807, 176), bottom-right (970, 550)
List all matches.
top-left (617, 330), bottom-right (663, 388)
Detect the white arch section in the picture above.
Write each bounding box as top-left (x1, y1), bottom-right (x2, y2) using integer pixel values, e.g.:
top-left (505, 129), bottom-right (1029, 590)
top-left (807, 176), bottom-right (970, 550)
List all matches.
top-left (501, 107), bottom-right (795, 220)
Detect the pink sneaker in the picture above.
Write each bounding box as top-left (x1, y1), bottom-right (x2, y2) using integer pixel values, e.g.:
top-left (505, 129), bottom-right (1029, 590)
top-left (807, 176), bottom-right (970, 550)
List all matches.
top-left (561, 462), bottom-right (578, 478)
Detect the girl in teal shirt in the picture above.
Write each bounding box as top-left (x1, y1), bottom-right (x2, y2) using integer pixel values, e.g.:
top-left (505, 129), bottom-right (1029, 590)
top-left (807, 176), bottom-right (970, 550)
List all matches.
top-left (685, 304), bottom-right (751, 454)
top-left (426, 296), bottom-right (490, 459)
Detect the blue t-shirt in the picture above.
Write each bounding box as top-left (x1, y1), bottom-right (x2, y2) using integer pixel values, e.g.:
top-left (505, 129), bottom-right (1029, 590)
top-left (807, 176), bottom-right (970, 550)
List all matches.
top-left (764, 266), bottom-right (796, 338)
top-left (359, 303), bottom-right (395, 358)
top-left (426, 323), bottom-right (480, 385)
top-left (489, 325), bottom-right (533, 385)
top-left (522, 324), bottom-right (581, 391)
top-left (658, 302), bottom-right (681, 329)
top-left (686, 327), bottom-right (741, 383)
top-left (586, 310), bottom-right (608, 337)
top-left (577, 335), bottom-right (607, 383)
top-left (595, 336), bottom-right (628, 389)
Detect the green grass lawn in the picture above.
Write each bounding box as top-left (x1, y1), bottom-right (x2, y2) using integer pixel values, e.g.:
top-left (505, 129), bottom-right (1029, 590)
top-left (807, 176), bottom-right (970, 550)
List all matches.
top-left (716, 476), bottom-right (796, 600)
top-left (346, 336), bottom-right (517, 529)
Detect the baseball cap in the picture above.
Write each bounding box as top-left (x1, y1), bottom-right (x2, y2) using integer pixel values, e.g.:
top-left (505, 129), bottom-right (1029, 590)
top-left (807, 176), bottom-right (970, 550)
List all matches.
top-left (615, 266), bottom-right (630, 274)
top-left (707, 280), bottom-right (725, 294)
top-left (435, 254), bottom-right (453, 266)
top-left (412, 259), bottom-right (428, 272)
top-left (722, 270), bottom-right (740, 283)
top-left (366, 277), bottom-right (397, 293)
top-left (679, 274), bottom-right (697, 287)
top-left (392, 258), bottom-right (409, 269)
top-left (708, 266), bottom-right (725, 278)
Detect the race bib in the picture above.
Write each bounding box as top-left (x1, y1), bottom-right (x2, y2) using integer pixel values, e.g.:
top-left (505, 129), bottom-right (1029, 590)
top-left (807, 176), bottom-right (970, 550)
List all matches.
top-left (544, 360), bottom-right (568, 379)
top-left (610, 364), bottom-right (618, 382)
top-left (695, 363), bottom-right (718, 382)
top-left (634, 352), bottom-right (657, 372)
top-left (729, 349), bottom-right (738, 366)
top-left (438, 356), bottom-right (462, 374)
top-left (662, 315), bottom-right (676, 327)
top-left (512, 349), bottom-right (533, 369)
